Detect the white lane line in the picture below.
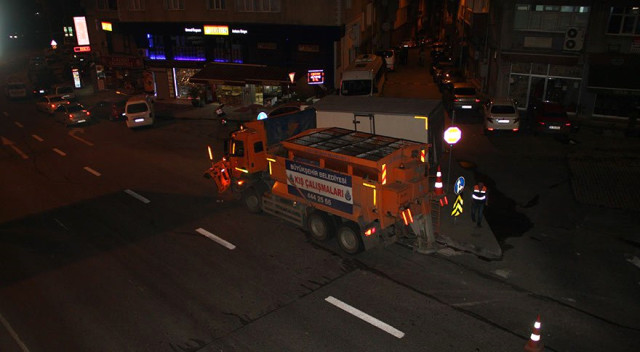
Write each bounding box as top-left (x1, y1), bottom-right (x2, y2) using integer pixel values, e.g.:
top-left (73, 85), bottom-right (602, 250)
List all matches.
top-left (325, 296), bottom-right (405, 339)
top-left (31, 134), bottom-right (44, 142)
top-left (1, 136), bottom-right (28, 159)
top-left (124, 189), bottom-right (150, 204)
top-left (52, 148), bottom-right (66, 156)
top-left (68, 130), bottom-right (94, 146)
top-left (14, 121), bottom-right (24, 128)
top-left (195, 228), bottom-right (236, 250)
top-left (83, 166), bottom-right (101, 177)
top-left (0, 312), bottom-right (31, 352)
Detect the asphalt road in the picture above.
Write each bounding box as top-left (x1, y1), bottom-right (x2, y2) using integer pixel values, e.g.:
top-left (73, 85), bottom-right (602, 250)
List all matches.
top-left (1, 48), bottom-right (639, 352)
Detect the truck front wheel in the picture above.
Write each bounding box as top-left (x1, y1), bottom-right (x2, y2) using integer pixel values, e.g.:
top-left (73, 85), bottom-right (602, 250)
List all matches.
top-left (307, 211), bottom-right (335, 242)
top-left (242, 187), bottom-right (262, 214)
top-left (337, 222), bottom-right (363, 254)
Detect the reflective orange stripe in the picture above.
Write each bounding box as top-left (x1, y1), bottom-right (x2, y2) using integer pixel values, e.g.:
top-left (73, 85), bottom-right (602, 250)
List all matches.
top-left (381, 164), bottom-right (387, 185)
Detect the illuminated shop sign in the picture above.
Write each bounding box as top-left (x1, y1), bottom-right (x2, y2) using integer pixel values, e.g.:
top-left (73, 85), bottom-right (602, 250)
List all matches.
top-left (231, 29), bottom-right (248, 34)
top-left (101, 22), bottom-right (112, 31)
top-left (185, 27), bottom-right (202, 33)
top-left (73, 16), bottom-right (90, 46)
top-left (74, 46), bottom-right (91, 53)
top-left (204, 25), bottom-right (229, 35)
top-left (307, 70), bottom-right (325, 85)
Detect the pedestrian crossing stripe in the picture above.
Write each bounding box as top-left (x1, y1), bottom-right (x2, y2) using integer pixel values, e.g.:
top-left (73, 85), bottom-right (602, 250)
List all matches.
top-left (451, 195), bottom-right (463, 217)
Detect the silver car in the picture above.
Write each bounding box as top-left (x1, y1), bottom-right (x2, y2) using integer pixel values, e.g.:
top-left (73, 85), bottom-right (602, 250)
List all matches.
top-left (54, 103), bottom-right (91, 126)
top-left (36, 94), bottom-right (69, 114)
top-left (484, 98), bottom-right (519, 133)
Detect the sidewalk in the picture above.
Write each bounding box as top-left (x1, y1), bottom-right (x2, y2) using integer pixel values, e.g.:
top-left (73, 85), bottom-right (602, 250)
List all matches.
top-left (433, 152), bottom-right (503, 260)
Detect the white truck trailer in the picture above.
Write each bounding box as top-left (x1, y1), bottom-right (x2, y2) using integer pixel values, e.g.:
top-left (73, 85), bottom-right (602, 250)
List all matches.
top-left (312, 95), bottom-right (446, 165)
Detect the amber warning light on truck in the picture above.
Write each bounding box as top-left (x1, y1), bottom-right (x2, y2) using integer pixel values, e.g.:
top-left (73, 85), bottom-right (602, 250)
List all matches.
top-left (307, 70), bottom-right (325, 85)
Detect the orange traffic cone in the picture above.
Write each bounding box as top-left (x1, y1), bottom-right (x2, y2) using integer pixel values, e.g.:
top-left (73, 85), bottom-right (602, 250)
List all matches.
top-left (434, 166), bottom-right (444, 195)
top-left (524, 315), bottom-right (544, 352)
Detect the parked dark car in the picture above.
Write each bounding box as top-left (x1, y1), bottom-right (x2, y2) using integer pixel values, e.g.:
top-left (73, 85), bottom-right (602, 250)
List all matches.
top-left (88, 98), bottom-right (128, 121)
top-left (529, 101), bottom-right (573, 135)
top-left (438, 68), bottom-right (465, 90)
top-left (442, 82), bottom-right (482, 112)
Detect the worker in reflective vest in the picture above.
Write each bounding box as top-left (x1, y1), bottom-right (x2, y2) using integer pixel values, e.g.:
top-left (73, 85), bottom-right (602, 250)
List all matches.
top-left (471, 182), bottom-right (488, 227)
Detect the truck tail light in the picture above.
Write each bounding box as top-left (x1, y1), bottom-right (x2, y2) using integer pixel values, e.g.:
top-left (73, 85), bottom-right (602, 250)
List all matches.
top-left (420, 149), bottom-right (425, 163)
top-left (237, 179), bottom-right (245, 186)
top-left (364, 227), bottom-right (376, 236)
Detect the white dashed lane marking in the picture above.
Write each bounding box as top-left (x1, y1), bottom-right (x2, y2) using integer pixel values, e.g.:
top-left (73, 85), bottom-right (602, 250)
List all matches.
top-left (14, 121), bottom-right (24, 128)
top-left (124, 189), bottom-right (150, 204)
top-left (52, 148), bottom-right (66, 156)
top-left (195, 228), bottom-right (236, 250)
top-left (83, 166), bottom-right (101, 176)
top-left (325, 296), bottom-right (405, 339)
top-left (32, 134), bottom-right (44, 142)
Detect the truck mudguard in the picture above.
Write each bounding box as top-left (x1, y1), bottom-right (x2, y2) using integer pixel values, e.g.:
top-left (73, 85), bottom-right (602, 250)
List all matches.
top-left (264, 108), bottom-right (317, 147)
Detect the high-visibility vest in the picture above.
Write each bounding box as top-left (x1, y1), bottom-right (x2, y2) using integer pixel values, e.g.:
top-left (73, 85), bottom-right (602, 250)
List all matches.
top-left (472, 184), bottom-right (487, 202)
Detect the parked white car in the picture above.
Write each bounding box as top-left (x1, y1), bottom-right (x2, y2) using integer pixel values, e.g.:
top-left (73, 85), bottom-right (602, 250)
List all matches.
top-left (483, 97), bottom-right (520, 134)
top-left (124, 95), bottom-right (155, 128)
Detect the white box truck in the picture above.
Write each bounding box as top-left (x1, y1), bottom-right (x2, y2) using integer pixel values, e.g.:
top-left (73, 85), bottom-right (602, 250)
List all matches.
top-left (312, 95), bottom-right (446, 164)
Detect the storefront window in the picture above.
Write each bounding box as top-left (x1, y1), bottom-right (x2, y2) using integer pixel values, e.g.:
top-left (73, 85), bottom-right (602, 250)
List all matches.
top-left (175, 68), bottom-right (201, 98)
top-left (545, 78), bottom-right (581, 112)
top-left (216, 85), bottom-right (244, 105)
top-left (594, 93), bottom-right (640, 117)
top-left (263, 85), bottom-right (283, 106)
top-left (509, 74), bottom-right (529, 107)
top-left (509, 62), bottom-right (583, 111)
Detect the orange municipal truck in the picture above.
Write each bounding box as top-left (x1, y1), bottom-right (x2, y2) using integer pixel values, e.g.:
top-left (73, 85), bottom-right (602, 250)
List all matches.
top-left (204, 108), bottom-right (435, 254)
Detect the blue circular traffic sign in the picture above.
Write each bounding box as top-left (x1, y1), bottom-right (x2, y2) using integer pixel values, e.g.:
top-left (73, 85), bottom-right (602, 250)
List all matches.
top-left (454, 176), bottom-right (465, 195)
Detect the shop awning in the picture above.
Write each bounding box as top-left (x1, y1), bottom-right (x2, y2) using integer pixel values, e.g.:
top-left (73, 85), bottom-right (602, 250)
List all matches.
top-left (587, 53), bottom-right (640, 92)
top-left (189, 63), bottom-right (293, 86)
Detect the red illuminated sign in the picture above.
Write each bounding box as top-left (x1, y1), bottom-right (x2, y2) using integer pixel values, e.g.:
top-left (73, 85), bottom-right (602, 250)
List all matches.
top-left (307, 69), bottom-right (324, 85)
top-left (74, 46), bottom-right (91, 53)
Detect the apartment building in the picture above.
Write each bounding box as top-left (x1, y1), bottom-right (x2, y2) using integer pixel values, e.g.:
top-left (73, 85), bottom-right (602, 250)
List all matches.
top-left (457, 0), bottom-right (639, 119)
top-left (83, 0), bottom-right (380, 104)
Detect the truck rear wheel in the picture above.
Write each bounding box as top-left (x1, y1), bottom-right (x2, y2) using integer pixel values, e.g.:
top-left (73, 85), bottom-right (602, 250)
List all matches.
top-left (337, 222), bottom-right (363, 254)
top-left (243, 187), bottom-right (262, 214)
top-left (307, 211), bottom-right (335, 242)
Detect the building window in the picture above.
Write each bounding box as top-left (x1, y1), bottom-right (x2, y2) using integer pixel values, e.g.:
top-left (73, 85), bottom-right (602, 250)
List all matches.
top-left (165, 0), bottom-right (185, 10)
top-left (236, 0), bottom-right (280, 12)
top-left (171, 35), bottom-right (206, 61)
top-left (514, 4), bottom-right (590, 32)
top-left (206, 0), bottom-right (226, 10)
top-left (97, 0), bottom-right (117, 10)
top-left (607, 6), bottom-right (640, 35)
top-left (147, 34), bottom-right (166, 60)
top-left (129, 0), bottom-right (145, 11)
